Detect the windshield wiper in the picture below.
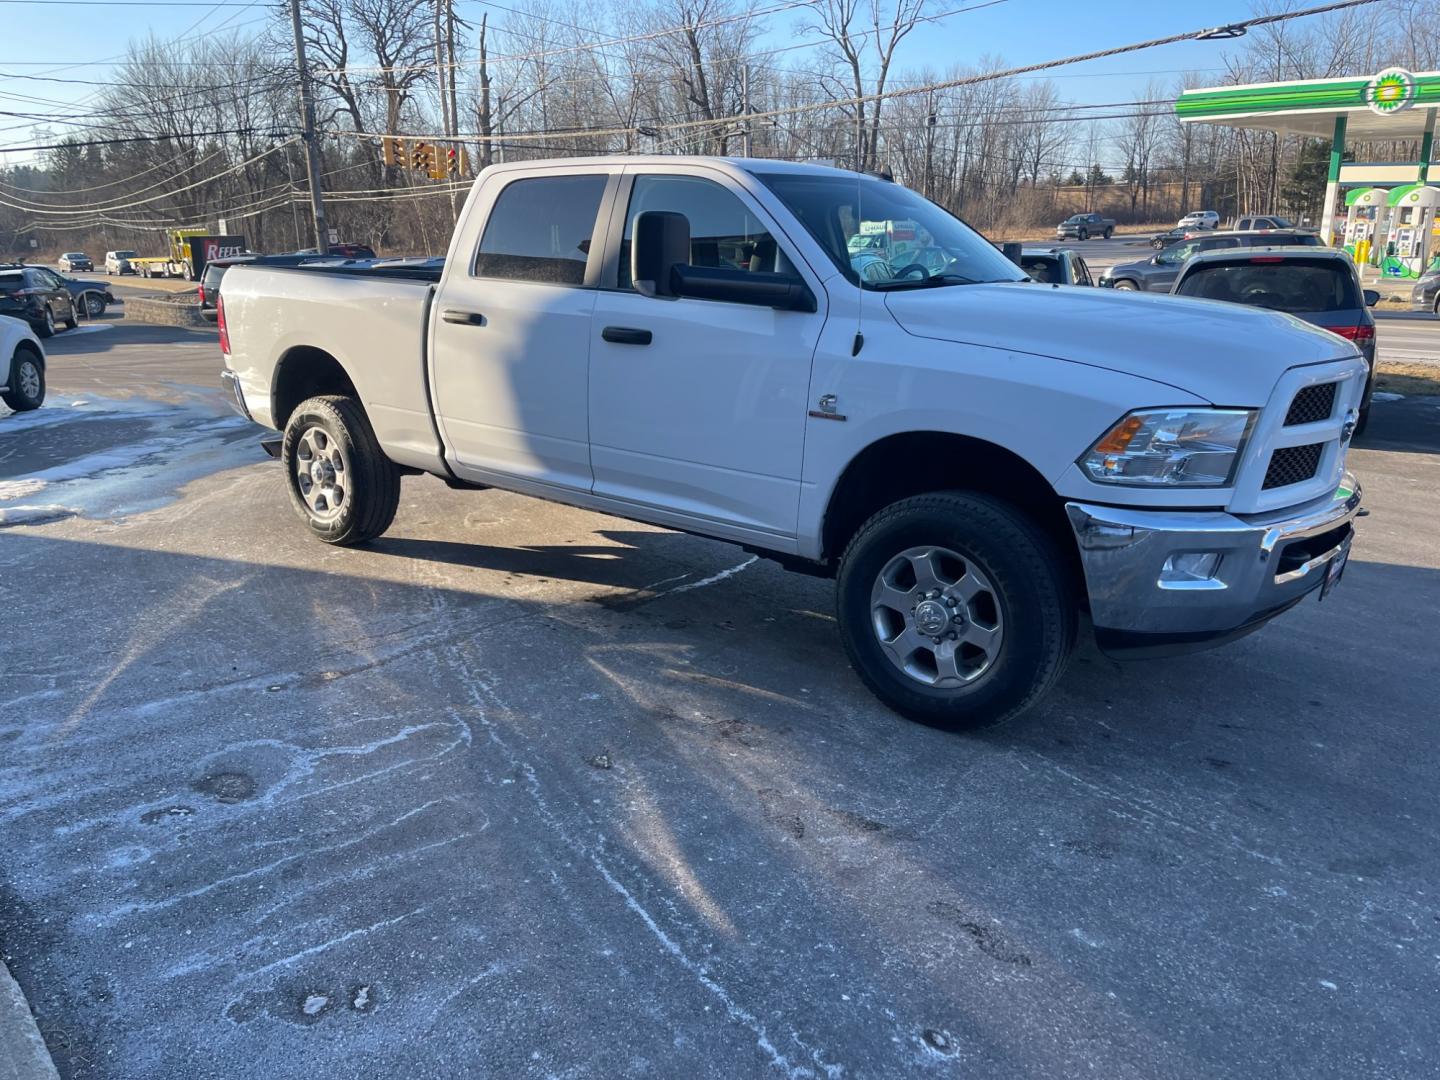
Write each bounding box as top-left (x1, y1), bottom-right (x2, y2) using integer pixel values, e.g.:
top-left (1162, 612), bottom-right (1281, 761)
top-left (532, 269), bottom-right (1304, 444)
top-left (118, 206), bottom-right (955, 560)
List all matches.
top-left (869, 273), bottom-right (983, 291)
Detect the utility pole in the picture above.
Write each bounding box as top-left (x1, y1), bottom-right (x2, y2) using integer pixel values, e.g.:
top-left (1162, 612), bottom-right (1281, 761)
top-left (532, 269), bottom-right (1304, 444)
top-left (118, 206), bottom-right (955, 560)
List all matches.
top-left (288, 0), bottom-right (327, 251)
top-left (435, 0), bottom-right (458, 222)
top-left (741, 64), bottom-right (752, 158)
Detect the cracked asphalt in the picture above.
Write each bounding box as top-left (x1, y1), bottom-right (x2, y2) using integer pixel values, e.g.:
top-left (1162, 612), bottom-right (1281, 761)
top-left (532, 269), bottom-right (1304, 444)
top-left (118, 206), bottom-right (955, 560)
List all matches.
top-left (1, 323), bottom-right (1438, 1079)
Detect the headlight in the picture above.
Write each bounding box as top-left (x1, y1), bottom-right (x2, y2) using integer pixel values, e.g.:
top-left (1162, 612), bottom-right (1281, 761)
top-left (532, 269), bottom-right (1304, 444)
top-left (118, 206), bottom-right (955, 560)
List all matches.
top-left (1080, 408), bottom-right (1255, 486)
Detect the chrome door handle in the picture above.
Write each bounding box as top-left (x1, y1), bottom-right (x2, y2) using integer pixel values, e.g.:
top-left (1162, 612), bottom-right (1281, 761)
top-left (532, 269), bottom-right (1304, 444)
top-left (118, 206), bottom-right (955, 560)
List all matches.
top-left (442, 309), bottom-right (486, 326)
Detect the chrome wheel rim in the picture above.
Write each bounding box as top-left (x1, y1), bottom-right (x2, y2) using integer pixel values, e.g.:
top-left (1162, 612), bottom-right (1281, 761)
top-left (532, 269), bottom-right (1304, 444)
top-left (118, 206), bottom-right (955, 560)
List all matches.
top-left (17, 360), bottom-right (40, 400)
top-left (294, 426), bottom-right (348, 521)
top-left (869, 545), bottom-right (1005, 689)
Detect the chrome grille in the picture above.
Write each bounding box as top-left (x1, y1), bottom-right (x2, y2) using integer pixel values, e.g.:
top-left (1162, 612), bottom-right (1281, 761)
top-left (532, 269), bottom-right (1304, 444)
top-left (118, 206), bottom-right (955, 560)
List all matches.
top-left (1284, 382), bottom-right (1337, 426)
top-left (1263, 443), bottom-right (1324, 489)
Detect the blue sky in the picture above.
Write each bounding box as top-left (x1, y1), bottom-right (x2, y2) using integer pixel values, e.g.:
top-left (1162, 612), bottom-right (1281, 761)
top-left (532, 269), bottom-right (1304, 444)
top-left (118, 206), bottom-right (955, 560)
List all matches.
top-left (0, 0), bottom-right (1262, 160)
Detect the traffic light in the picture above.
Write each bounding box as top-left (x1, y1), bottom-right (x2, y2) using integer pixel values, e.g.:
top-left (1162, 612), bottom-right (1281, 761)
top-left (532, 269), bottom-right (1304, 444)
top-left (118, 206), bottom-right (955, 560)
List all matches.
top-left (445, 147), bottom-right (458, 177)
top-left (381, 136), bottom-right (406, 167)
top-left (409, 141), bottom-right (434, 173)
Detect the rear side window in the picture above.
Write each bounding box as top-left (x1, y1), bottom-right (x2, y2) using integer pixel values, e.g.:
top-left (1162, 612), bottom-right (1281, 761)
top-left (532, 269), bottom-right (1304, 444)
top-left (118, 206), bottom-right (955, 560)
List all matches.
top-left (473, 174), bottom-right (607, 286)
top-left (0, 274), bottom-right (24, 294)
top-left (1177, 260), bottom-right (1359, 312)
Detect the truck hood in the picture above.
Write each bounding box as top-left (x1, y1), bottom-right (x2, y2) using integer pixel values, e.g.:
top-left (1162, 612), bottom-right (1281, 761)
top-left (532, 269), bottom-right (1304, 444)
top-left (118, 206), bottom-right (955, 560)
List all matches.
top-left (883, 282), bottom-right (1359, 405)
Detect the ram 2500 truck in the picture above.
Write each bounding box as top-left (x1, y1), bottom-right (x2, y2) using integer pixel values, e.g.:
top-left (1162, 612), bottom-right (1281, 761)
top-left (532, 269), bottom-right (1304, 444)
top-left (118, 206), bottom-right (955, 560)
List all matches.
top-left (218, 157), bottom-right (1366, 730)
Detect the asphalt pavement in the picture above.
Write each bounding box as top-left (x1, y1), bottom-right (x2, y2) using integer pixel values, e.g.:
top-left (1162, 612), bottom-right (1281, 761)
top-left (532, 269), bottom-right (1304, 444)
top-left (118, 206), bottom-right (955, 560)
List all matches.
top-left (2, 322), bottom-right (1438, 1079)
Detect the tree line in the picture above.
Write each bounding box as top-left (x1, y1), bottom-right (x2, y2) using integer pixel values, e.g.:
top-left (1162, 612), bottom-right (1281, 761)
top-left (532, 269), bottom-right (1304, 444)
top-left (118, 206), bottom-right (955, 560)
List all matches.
top-left (4, 0), bottom-right (1440, 258)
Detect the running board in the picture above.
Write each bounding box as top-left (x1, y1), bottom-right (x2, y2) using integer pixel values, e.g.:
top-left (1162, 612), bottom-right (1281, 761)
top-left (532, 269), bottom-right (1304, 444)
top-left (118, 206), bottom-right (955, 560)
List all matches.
top-left (259, 436), bottom-right (282, 459)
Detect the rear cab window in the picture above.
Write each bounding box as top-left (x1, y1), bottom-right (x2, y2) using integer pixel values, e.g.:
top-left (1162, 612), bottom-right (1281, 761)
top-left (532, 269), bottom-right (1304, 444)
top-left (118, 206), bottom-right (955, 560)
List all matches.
top-left (473, 174), bottom-right (609, 286)
top-left (1177, 258), bottom-right (1360, 312)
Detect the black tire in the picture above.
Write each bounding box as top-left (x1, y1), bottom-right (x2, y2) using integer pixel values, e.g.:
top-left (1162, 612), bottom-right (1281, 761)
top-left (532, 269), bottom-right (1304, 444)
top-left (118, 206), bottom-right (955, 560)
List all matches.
top-left (280, 394), bottom-right (400, 546)
top-left (836, 491), bottom-right (1077, 731)
top-left (33, 307), bottom-right (55, 338)
top-left (1077, 228), bottom-right (1089, 241)
top-left (3, 346), bottom-right (45, 411)
top-left (84, 293), bottom-right (106, 318)
top-left (1111, 279), bottom-right (1138, 291)
top-left (1103, 227), bottom-right (1114, 239)
top-left (1353, 402), bottom-right (1371, 439)
top-left (62, 308), bottom-right (78, 330)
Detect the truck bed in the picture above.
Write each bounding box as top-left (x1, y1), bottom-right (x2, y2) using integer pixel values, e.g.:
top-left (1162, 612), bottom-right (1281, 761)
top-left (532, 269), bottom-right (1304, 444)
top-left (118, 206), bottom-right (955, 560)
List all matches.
top-left (221, 263), bottom-right (444, 472)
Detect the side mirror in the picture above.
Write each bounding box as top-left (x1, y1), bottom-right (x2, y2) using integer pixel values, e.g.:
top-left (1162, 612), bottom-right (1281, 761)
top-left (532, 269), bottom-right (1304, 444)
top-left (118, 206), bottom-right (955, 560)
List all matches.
top-left (1363, 288), bottom-right (1380, 307)
top-left (672, 265), bottom-right (816, 312)
top-left (632, 210), bottom-right (690, 298)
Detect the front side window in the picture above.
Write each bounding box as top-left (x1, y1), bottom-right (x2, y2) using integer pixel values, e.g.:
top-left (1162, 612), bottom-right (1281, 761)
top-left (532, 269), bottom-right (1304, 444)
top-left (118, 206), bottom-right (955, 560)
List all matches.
top-left (473, 174), bottom-right (607, 286)
top-left (618, 174), bottom-right (792, 291)
top-left (757, 172), bottom-right (1025, 290)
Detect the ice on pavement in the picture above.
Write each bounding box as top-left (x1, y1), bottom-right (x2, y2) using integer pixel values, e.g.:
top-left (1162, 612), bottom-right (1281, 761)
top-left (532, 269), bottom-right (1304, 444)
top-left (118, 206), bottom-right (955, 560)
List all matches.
top-left (0, 393), bottom-right (261, 526)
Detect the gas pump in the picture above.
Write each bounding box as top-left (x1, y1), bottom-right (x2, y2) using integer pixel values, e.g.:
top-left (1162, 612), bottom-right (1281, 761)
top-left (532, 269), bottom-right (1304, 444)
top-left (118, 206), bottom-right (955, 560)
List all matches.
top-left (1343, 188), bottom-right (1387, 265)
top-left (1383, 184), bottom-right (1440, 277)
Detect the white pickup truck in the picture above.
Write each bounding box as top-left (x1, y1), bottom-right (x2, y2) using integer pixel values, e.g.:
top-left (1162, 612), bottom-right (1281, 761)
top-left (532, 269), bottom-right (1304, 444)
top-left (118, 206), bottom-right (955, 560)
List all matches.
top-left (218, 157), bottom-right (1366, 729)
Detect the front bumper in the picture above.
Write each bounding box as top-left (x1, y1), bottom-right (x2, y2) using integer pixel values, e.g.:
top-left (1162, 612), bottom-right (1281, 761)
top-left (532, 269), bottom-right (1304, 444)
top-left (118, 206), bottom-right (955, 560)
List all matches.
top-left (1066, 474), bottom-right (1362, 657)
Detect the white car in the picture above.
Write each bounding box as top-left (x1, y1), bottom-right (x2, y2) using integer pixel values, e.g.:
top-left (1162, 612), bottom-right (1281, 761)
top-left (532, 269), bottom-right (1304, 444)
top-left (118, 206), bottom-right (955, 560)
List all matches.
top-left (220, 157), bottom-right (1366, 729)
top-left (1176, 210), bottom-right (1219, 230)
top-left (0, 315), bottom-right (46, 411)
top-left (104, 250), bottom-right (138, 276)
top-left (57, 252), bottom-right (92, 273)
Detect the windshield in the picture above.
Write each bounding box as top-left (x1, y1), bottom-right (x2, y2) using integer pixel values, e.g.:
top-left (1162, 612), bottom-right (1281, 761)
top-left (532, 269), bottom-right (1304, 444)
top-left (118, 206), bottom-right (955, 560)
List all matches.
top-left (755, 172), bottom-right (1026, 290)
top-left (115, 250), bottom-right (138, 258)
top-left (1177, 260), bottom-right (1359, 312)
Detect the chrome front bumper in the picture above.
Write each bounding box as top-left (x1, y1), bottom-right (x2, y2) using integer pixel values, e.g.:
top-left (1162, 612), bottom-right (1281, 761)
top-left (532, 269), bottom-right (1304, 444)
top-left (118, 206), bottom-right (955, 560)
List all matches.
top-left (1066, 474), bottom-right (1362, 655)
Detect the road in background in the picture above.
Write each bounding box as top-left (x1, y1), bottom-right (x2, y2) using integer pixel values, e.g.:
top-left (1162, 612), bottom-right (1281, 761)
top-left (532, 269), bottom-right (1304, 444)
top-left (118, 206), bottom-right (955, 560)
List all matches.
top-left (1, 325), bottom-right (1437, 1079)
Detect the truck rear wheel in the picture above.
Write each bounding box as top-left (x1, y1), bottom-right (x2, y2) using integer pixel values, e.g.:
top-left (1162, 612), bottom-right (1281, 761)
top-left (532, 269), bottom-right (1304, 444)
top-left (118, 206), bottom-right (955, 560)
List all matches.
top-left (836, 491), bottom-right (1076, 731)
top-left (280, 395), bottom-right (400, 546)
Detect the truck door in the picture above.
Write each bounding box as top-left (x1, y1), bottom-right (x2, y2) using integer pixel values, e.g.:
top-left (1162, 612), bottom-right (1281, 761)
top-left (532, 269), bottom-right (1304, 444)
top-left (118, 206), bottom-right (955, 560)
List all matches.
top-left (587, 169), bottom-right (824, 540)
top-left (430, 171), bottom-right (612, 492)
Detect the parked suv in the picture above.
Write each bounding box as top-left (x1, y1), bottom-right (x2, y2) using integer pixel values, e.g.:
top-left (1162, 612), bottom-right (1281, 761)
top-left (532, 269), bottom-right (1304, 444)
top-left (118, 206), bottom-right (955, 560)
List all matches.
top-left (0, 316), bottom-right (46, 411)
top-left (0, 265), bottom-right (77, 337)
top-left (1409, 265), bottom-right (1440, 313)
top-left (1173, 247), bottom-right (1379, 433)
top-left (57, 252), bottom-right (92, 272)
top-left (1100, 230), bottom-right (1323, 292)
top-left (1177, 210), bottom-right (1219, 230)
top-left (199, 254), bottom-right (259, 321)
top-left (104, 250), bottom-right (139, 275)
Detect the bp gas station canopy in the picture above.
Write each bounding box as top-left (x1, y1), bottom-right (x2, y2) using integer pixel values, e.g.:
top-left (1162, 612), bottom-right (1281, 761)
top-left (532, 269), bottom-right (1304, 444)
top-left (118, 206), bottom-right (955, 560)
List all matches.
top-left (1175, 68), bottom-right (1440, 273)
top-left (1175, 68), bottom-right (1440, 142)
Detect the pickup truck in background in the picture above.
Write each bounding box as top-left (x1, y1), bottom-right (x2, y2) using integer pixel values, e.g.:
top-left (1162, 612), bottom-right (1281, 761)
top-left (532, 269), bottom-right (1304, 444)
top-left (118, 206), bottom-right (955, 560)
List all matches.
top-left (219, 157), bottom-right (1366, 730)
top-left (1054, 212), bottom-right (1114, 241)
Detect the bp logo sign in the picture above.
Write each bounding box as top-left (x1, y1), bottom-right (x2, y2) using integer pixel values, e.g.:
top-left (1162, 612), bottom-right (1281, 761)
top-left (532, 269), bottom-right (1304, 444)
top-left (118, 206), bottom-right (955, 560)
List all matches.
top-left (1365, 67), bottom-right (1417, 114)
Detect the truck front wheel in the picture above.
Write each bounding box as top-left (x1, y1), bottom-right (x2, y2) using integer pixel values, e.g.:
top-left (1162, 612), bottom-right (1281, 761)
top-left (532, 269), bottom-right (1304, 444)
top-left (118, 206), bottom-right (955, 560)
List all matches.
top-left (836, 492), bottom-right (1076, 730)
top-left (280, 395), bottom-right (400, 545)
